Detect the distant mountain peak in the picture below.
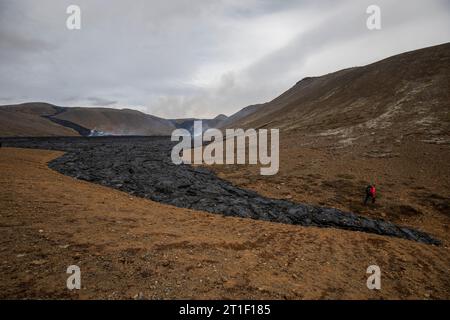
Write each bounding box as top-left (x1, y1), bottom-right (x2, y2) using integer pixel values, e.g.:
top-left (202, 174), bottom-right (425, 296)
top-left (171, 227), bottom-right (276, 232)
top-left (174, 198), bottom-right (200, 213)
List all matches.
top-left (214, 114), bottom-right (228, 121)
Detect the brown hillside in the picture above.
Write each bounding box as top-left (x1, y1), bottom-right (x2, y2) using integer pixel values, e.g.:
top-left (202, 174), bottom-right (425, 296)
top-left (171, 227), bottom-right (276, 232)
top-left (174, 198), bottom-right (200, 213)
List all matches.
top-left (0, 103), bottom-right (176, 137)
top-left (221, 43), bottom-right (450, 148)
top-left (0, 103), bottom-right (78, 137)
top-left (54, 107), bottom-right (175, 136)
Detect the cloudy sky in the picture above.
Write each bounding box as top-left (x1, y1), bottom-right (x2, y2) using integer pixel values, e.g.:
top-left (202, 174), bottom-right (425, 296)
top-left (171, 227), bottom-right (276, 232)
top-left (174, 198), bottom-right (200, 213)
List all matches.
top-left (0, 0), bottom-right (449, 118)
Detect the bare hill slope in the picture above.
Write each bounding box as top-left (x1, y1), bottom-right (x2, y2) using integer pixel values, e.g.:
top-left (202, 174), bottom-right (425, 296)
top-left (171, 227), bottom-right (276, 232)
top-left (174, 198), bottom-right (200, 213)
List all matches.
top-left (0, 103), bottom-right (176, 137)
top-left (54, 107), bottom-right (175, 136)
top-left (0, 103), bottom-right (78, 137)
top-left (221, 43), bottom-right (450, 149)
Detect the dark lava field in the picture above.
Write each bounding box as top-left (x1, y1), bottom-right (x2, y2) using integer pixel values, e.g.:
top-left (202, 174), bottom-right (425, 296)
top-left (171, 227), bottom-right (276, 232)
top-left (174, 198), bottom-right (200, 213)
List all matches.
top-left (0, 136), bottom-right (440, 245)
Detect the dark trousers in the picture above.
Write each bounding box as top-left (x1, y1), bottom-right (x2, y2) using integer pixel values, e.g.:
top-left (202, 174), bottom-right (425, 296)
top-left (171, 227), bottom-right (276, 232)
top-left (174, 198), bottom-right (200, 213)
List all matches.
top-left (364, 194), bottom-right (375, 205)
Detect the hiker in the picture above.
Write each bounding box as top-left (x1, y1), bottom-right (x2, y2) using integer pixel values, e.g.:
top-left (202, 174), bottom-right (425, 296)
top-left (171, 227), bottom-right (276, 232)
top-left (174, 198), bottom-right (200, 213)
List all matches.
top-left (364, 184), bottom-right (376, 205)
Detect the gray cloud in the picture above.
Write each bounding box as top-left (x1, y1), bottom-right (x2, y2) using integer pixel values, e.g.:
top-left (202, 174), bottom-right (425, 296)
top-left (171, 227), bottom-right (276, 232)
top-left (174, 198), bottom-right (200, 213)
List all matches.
top-left (0, 0), bottom-right (449, 118)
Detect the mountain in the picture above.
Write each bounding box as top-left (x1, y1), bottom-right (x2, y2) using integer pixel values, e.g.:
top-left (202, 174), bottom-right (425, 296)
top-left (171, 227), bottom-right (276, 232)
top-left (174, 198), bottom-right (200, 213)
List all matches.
top-left (0, 103), bottom-right (176, 137)
top-left (216, 104), bottom-right (262, 130)
top-left (214, 114), bottom-right (228, 121)
top-left (2, 43), bottom-right (448, 140)
top-left (220, 42), bottom-right (450, 149)
top-left (0, 103), bottom-right (79, 137)
top-left (169, 115), bottom-right (229, 135)
top-left (53, 107), bottom-right (175, 136)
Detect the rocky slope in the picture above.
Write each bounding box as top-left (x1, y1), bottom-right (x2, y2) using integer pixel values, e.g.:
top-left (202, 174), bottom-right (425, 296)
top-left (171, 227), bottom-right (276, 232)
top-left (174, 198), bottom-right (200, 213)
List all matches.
top-left (220, 43), bottom-right (450, 149)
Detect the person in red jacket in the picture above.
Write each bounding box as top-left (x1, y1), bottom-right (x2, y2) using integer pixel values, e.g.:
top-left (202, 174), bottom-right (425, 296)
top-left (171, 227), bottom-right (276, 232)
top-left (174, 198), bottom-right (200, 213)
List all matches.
top-left (364, 184), bottom-right (376, 205)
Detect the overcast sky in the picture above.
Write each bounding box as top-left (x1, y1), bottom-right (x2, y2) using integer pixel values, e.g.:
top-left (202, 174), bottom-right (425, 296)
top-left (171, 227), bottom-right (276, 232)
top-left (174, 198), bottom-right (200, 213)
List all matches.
top-left (0, 0), bottom-right (449, 118)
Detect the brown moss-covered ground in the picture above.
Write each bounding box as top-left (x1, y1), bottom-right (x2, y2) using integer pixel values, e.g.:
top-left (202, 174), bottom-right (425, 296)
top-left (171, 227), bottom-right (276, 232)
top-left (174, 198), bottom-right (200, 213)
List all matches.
top-left (0, 148), bottom-right (449, 299)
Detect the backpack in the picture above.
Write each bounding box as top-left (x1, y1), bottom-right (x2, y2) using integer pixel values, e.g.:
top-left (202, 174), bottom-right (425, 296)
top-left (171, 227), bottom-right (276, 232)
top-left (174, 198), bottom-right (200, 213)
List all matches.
top-left (366, 185), bottom-right (376, 196)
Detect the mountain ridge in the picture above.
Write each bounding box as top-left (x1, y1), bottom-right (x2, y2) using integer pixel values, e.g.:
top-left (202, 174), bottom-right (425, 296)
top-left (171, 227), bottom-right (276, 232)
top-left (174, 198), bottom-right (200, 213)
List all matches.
top-left (219, 42), bottom-right (450, 150)
top-left (1, 43), bottom-right (449, 139)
